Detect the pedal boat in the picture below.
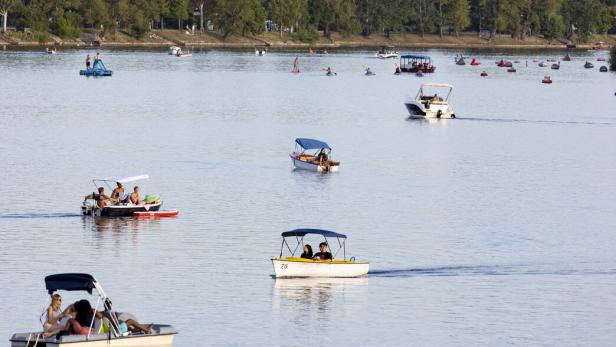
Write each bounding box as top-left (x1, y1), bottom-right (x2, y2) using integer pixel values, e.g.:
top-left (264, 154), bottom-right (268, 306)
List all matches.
top-left (272, 229), bottom-right (369, 278)
top-left (290, 138), bottom-right (340, 173)
top-left (404, 83), bottom-right (455, 119)
top-left (80, 59), bottom-right (112, 77)
top-left (81, 175), bottom-right (162, 217)
top-left (9, 273), bottom-right (177, 347)
top-left (376, 46), bottom-right (399, 59)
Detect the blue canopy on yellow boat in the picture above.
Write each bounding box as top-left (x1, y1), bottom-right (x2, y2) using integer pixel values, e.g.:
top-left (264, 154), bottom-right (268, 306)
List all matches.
top-left (295, 138), bottom-right (331, 150)
top-left (282, 228), bottom-right (346, 239)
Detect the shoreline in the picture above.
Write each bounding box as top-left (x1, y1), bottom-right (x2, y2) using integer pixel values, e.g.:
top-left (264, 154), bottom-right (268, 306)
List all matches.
top-left (2, 30), bottom-right (614, 50)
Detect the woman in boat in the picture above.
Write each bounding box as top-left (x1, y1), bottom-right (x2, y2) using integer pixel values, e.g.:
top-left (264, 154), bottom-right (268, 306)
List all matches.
top-left (68, 300), bottom-right (99, 335)
top-left (130, 186), bottom-right (143, 205)
top-left (313, 242), bottom-right (332, 260)
top-left (41, 294), bottom-right (72, 338)
top-left (316, 149), bottom-right (328, 164)
top-left (300, 245), bottom-right (313, 259)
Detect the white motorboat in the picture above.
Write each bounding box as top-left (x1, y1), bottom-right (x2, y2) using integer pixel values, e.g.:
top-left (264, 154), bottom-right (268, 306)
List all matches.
top-left (9, 273), bottom-right (177, 347)
top-left (272, 229), bottom-right (369, 278)
top-left (167, 46), bottom-right (181, 55)
top-left (290, 138), bottom-right (340, 173)
top-left (255, 46), bottom-right (267, 56)
top-left (404, 83), bottom-right (455, 119)
top-left (81, 175), bottom-right (163, 217)
top-left (376, 46), bottom-right (399, 59)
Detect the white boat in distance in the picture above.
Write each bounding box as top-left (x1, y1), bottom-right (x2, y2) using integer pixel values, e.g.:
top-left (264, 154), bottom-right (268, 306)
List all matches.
top-left (10, 273), bottom-right (177, 347)
top-left (290, 138), bottom-right (340, 173)
top-left (272, 229), bottom-right (369, 278)
top-left (81, 175), bottom-right (162, 217)
top-left (376, 46), bottom-right (399, 59)
top-left (168, 46), bottom-right (181, 55)
top-left (404, 83), bottom-right (456, 119)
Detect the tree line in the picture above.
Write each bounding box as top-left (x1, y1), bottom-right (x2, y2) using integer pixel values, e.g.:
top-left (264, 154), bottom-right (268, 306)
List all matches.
top-left (1, 0), bottom-right (614, 42)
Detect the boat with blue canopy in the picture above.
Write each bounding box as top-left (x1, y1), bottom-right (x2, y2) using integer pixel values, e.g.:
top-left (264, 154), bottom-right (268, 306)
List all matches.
top-left (399, 54), bottom-right (436, 73)
top-left (290, 138), bottom-right (340, 173)
top-left (9, 273), bottom-right (177, 347)
top-left (271, 229), bottom-right (369, 278)
top-left (80, 59), bottom-right (113, 77)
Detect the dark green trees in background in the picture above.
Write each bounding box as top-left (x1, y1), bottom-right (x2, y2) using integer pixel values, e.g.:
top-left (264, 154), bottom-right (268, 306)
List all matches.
top-left (0, 0), bottom-right (614, 42)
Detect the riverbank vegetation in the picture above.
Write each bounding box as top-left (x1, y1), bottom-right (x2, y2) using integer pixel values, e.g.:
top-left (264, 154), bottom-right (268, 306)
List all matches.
top-left (0, 0), bottom-right (615, 45)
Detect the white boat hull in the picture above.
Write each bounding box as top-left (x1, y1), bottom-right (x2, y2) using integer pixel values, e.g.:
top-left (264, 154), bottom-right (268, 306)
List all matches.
top-left (404, 100), bottom-right (455, 119)
top-left (272, 258), bottom-right (369, 278)
top-left (290, 155), bottom-right (339, 173)
top-left (10, 332), bottom-right (175, 347)
top-left (376, 53), bottom-right (399, 59)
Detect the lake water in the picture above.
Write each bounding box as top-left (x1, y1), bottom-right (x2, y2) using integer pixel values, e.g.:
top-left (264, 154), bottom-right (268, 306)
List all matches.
top-left (1, 47), bottom-right (615, 346)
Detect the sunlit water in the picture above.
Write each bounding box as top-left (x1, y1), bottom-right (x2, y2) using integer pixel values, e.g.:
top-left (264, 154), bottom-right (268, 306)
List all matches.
top-left (1, 47), bottom-right (615, 346)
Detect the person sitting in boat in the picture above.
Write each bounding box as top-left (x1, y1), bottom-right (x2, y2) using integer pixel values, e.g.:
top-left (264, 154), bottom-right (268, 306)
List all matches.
top-left (316, 148), bottom-right (328, 165)
top-left (41, 294), bottom-right (72, 338)
top-left (110, 182), bottom-right (125, 204)
top-left (129, 186), bottom-right (143, 205)
top-left (313, 242), bottom-right (332, 260)
top-left (394, 66), bottom-right (401, 74)
top-left (84, 187), bottom-right (110, 207)
top-left (432, 94), bottom-right (442, 102)
top-left (67, 300), bottom-right (101, 335)
top-left (365, 67), bottom-right (373, 75)
top-left (301, 245), bottom-right (313, 259)
top-left (326, 67), bottom-right (333, 75)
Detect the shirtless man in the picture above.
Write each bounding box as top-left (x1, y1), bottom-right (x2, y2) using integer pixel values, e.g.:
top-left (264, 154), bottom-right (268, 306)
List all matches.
top-left (84, 187), bottom-right (110, 207)
top-left (110, 182), bottom-right (124, 203)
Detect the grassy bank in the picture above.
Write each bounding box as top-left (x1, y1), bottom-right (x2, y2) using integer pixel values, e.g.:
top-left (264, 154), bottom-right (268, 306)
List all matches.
top-left (2, 29), bottom-right (615, 50)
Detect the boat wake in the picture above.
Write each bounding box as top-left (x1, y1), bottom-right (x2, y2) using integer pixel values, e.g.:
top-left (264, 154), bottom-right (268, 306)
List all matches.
top-left (0, 212), bottom-right (82, 219)
top-left (369, 264), bottom-right (616, 277)
top-left (456, 117), bottom-right (616, 126)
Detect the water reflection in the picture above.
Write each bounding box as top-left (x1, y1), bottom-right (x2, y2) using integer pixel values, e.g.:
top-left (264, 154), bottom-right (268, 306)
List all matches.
top-left (273, 277), bottom-right (368, 318)
top-left (81, 216), bottom-right (162, 235)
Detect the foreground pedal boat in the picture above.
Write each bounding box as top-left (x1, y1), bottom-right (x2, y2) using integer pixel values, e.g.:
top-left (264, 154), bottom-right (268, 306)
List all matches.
top-left (10, 273), bottom-right (177, 347)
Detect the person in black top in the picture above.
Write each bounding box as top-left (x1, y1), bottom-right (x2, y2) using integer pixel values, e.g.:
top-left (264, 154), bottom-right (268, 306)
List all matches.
top-left (300, 245), bottom-right (313, 259)
top-left (313, 242), bottom-right (332, 260)
top-left (316, 149), bottom-right (328, 165)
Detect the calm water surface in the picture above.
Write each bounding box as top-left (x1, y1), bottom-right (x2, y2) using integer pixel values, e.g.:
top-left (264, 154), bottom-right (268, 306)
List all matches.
top-left (1, 47), bottom-right (616, 346)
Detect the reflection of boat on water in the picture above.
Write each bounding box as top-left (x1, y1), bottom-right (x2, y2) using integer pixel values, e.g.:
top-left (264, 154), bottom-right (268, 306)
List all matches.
top-left (81, 175), bottom-right (162, 217)
top-left (10, 273), bottom-right (177, 347)
top-left (271, 229), bottom-right (369, 278)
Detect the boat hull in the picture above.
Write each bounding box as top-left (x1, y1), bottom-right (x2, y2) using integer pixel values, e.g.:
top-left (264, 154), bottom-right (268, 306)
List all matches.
top-left (272, 258), bottom-right (369, 278)
top-left (82, 202), bottom-right (162, 217)
top-left (376, 53), bottom-right (398, 59)
top-left (404, 101), bottom-right (455, 119)
top-left (290, 155), bottom-right (339, 173)
top-left (10, 329), bottom-right (175, 347)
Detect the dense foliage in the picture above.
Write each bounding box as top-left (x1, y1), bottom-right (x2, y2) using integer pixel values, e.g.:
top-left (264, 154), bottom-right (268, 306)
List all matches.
top-left (0, 0), bottom-right (614, 41)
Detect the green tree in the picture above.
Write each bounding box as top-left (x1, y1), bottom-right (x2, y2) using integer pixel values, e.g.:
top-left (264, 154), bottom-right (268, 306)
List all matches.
top-left (0, 0), bottom-right (17, 33)
top-left (170, 0), bottom-right (189, 30)
top-left (212, 0), bottom-right (266, 38)
top-left (81, 0), bottom-right (113, 32)
top-left (446, 0), bottom-right (470, 35)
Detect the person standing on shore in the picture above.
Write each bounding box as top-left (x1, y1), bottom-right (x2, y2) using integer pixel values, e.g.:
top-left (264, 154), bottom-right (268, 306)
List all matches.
top-left (85, 54), bottom-right (91, 69)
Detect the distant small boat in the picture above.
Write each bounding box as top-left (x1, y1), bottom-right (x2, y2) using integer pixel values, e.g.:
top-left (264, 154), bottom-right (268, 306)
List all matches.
top-left (507, 67), bottom-right (516, 73)
top-left (599, 66), bottom-right (608, 72)
top-left (542, 76), bottom-right (552, 84)
top-left (376, 46), bottom-right (398, 59)
top-left (597, 57), bottom-right (606, 62)
top-left (538, 61), bottom-right (549, 67)
top-left (456, 57), bottom-right (466, 65)
top-left (45, 47), bottom-right (57, 54)
top-left (584, 61), bottom-right (594, 69)
top-left (255, 46), bottom-right (267, 56)
top-left (168, 46), bottom-right (181, 55)
top-left (590, 41), bottom-right (603, 50)
top-left (547, 59), bottom-right (556, 62)
top-left (563, 53), bottom-right (571, 61)
top-left (480, 71), bottom-right (488, 77)
top-left (551, 63), bottom-right (560, 70)
top-left (470, 58), bottom-right (480, 66)
top-left (566, 43), bottom-right (576, 49)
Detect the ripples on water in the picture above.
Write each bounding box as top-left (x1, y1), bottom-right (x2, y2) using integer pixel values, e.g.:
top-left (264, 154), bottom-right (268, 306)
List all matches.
top-left (0, 47), bottom-right (615, 346)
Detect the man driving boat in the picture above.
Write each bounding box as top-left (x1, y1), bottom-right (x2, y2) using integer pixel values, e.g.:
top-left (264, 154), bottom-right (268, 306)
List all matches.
top-left (84, 187), bottom-right (110, 207)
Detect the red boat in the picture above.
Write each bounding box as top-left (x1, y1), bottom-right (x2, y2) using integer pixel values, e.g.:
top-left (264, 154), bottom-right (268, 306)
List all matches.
top-left (563, 53), bottom-right (571, 61)
top-left (134, 209), bottom-right (179, 218)
top-left (470, 58), bottom-right (480, 66)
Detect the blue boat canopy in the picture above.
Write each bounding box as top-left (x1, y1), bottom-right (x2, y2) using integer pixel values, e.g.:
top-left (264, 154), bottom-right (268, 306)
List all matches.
top-left (282, 228), bottom-right (347, 239)
top-left (295, 138), bottom-right (331, 150)
top-left (400, 54), bottom-right (431, 60)
top-left (45, 273), bottom-right (96, 294)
